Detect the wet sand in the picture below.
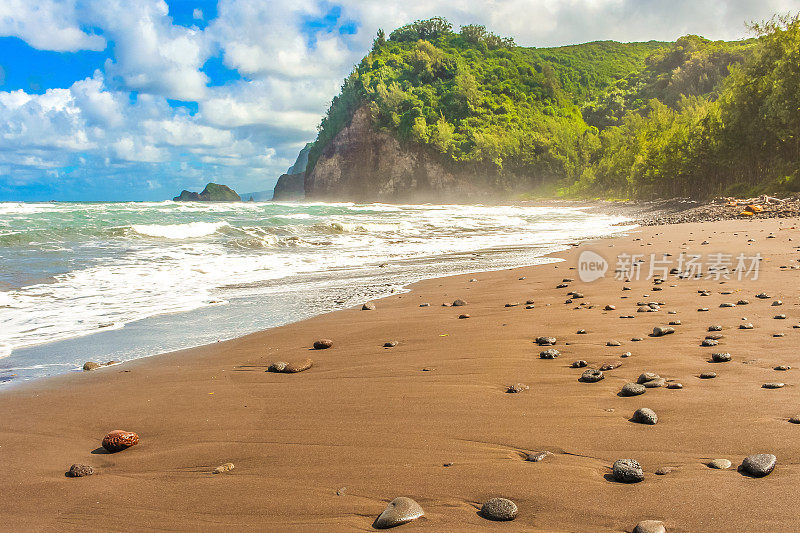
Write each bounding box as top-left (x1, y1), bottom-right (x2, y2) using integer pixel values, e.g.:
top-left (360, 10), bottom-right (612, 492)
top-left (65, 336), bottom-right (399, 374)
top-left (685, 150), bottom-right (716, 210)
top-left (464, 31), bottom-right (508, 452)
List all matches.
top-left (1, 218), bottom-right (799, 531)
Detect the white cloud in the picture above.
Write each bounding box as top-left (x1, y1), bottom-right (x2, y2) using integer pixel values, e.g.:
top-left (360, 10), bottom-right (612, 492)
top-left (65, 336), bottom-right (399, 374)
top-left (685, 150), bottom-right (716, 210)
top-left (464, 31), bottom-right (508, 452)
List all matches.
top-left (193, 8), bottom-right (203, 20)
top-left (0, 0), bottom-right (106, 52)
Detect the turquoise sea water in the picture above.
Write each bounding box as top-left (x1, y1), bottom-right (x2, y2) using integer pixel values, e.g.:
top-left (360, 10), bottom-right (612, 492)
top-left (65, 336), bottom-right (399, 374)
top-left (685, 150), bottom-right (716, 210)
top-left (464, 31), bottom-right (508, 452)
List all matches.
top-left (0, 201), bottom-right (634, 385)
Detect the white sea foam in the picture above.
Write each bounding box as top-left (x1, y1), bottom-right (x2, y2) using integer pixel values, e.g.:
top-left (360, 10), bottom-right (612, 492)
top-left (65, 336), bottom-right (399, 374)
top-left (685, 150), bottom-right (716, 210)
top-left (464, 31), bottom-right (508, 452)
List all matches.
top-left (0, 202), bottom-right (635, 362)
top-left (130, 221), bottom-right (229, 239)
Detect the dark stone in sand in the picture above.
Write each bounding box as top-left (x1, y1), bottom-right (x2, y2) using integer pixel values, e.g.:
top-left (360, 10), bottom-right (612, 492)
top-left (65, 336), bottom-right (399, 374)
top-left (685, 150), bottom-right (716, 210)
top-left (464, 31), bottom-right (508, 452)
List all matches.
top-left (67, 464), bottom-right (94, 477)
top-left (268, 361), bottom-right (287, 372)
top-left (631, 337), bottom-right (643, 342)
top-left (774, 314), bottom-right (787, 319)
top-left (712, 352), bottom-right (731, 362)
top-left (772, 300), bottom-right (783, 306)
top-left (775, 365), bottom-right (791, 371)
top-left (577, 329), bottom-right (587, 334)
top-left (374, 497), bottom-right (424, 529)
top-left (699, 372), bottom-right (717, 379)
top-left (720, 302), bottom-right (737, 308)
top-left (505, 302), bottom-right (519, 307)
top-left (102, 430), bottom-right (139, 452)
top-left (741, 454), bottom-right (776, 477)
top-left (637, 372), bottom-right (660, 384)
top-left (634, 520), bottom-right (666, 533)
top-left (556, 283), bottom-right (569, 288)
top-left (774, 333), bottom-right (785, 338)
top-left (526, 300), bottom-right (535, 305)
top-left (572, 360), bottom-right (588, 368)
top-left (701, 339), bottom-right (719, 347)
top-left (452, 299), bottom-right (467, 306)
top-left (383, 341), bottom-right (398, 348)
top-left (620, 383), bottom-right (646, 396)
top-left (362, 302), bottom-right (376, 310)
top-left (738, 300), bottom-right (750, 305)
top-left (607, 340), bottom-right (622, 346)
top-left (480, 498), bottom-right (517, 521)
top-left (762, 382), bottom-right (785, 389)
top-left (632, 407), bottom-right (658, 425)
top-left (669, 320), bottom-right (681, 326)
top-left (652, 326), bottom-right (674, 337)
top-left (313, 339), bottom-right (333, 350)
top-left (458, 314), bottom-right (470, 319)
top-left (419, 303), bottom-right (430, 307)
top-left (740, 323), bottom-right (754, 329)
top-left (604, 304), bottom-right (616, 310)
top-left (599, 361), bottom-right (622, 371)
top-left (612, 459), bottom-right (644, 483)
top-left (525, 305), bottom-right (535, 309)
top-left (705, 333), bottom-right (723, 340)
top-left (507, 383), bottom-right (529, 393)
top-left (708, 325), bottom-right (723, 332)
top-left (756, 293), bottom-right (771, 299)
top-left (539, 348), bottom-right (559, 359)
top-left (526, 451), bottom-right (554, 462)
top-left (83, 361), bottom-right (100, 371)
top-left (667, 382), bottom-right (683, 389)
top-left (698, 308), bottom-right (710, 312)
top-left (581, 369), bottom-right (604, 383)
top-left (643, 378), bottom-right (666, 388)
top-left (442, 303), bottom-right (452, 307)
top-left (789, 415), bottom-right (800, 424)
top-left (536, 336), bottom-right (557, 346)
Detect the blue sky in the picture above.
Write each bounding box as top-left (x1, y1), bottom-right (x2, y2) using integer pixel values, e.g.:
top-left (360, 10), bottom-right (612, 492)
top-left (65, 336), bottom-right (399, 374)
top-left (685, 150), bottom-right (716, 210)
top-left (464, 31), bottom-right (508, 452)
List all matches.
top-left (0, 0), bottom-right (795, 201)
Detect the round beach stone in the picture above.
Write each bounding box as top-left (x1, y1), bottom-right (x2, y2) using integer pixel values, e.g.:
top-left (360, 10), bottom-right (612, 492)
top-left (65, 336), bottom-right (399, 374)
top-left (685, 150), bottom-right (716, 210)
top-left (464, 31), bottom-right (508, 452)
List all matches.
top-left (374, 497), bottom-right (424, 529)
top-left (708, 458), bottom-right (732, 469)
top-left (643, 378), bottom-right (666, 388)
top-left (536, 336), bottom-right (557, 346)
top-left (740, 323), bottom-right (754, 329)
top-left (667, 382), bottom-right (683, 389)
top-left (699, 372), bottom-right (717, 379)
top-left (67, 464), bottom-right (94, 477)
top-left (313, 339), bottom-right (333, 350)
top-left (637, 372), bottom-right (660, 384)
top-left (571, 360), bottom-right (588, 368)
top-left (705, 333), bottom-right (723, 340)
top-left (655, 466), bottom-right (673, 475)
top-left (772, 300), bottom-right (783, 306)
top-left (82, 361), bottom-right (100, 371)
top-left (576, 329), bottom-right (587, 334)
top-left (507, 383), bottom-right (529, 393)
top-left (712, 352), bottom-right (732, 363)
top-left (480, 497), bottom-right (517, 521)
top-left (383, 341), bottom-right (398, 348)
top-left (701, 339), bottom-right (719, 347)
top-left (452, 299), bottom-right (467, 306)
top-left (652, 326), bottom-right (675, 337)
top-left (708, 325), bottom-right (723, 331)
top-left (633, 520), bottom-right (666, 533)
top-left (612, 458), bottom-right (644, 483)
top-left (539, 348), bottom-right (560, 359)
top-left (762, 382), bottom-right (785, 389)
top-left (604, 304), bottom-right (616, 310)
top-left (599, 361), bottom-right (622, 371)
top-left (101, 430), bottom-right (139, 453)
top-left (213, 462), bottom-right (235, 474)
top-left (458, 314), bottom-right (470, 319)
top-left (706, 459), bottom-right (733, 470)
top-left (526, 450), bottom-right (554, 462)
top-left (756, 293), bottom-right (770, 299)
top-left (580, 369), bottom-right (604, 383)
top-left (774, 314), bottom-right (787, 320)
top-left (620, 383), bottom-right (646, 396)
top-left (738, 299), bottom-right (750, 305)
top-left (632, 407), bottom-right (658, 425)
top-left (720, 302), bottom-right (736, 308)
top-left (741, 453), bottom-right (777, 477)
top-left (607, 340), bottom-right (622, 346)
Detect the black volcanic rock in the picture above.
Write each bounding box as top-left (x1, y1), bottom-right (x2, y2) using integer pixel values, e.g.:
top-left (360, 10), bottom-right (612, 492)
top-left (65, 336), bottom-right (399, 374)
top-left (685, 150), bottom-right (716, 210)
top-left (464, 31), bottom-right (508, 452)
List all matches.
top-left (174, 183), bottom-right (240, 202)
top-left (272, 173), bottom-right (305, 201)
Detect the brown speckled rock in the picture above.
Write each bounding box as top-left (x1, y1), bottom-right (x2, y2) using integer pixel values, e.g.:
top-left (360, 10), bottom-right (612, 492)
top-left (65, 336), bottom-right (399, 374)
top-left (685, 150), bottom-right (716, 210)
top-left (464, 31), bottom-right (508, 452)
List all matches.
top-left (66, 464), bottom-right (94, 477)
top-left (102, 430), bottom-right (139, 452)
top-left (374, 497), bottom-right (424, 529)
top-left (480, 498), bottom-right (517, 521)
top-left (634, 520), bottom-right (666, 533)
top-left (284, 358), bottom-right (313, 373)
top-left (213, 462), bottom-right (235, 474)
top-left (82, 361), bottom-right (100, 371)
top-left (313, 339), bottom-right (333, 349)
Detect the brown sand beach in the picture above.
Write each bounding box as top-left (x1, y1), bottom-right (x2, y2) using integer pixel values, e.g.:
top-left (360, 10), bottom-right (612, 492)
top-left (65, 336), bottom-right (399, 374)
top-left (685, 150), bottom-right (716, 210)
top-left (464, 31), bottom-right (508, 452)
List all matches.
top-left (2, 216), bottom-right (800, 531)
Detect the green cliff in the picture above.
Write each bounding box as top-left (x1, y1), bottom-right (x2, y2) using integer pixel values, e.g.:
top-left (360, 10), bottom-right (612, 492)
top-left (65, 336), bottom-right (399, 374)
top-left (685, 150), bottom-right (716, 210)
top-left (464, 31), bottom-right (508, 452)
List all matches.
top-left (173, 183), bottom-right (241, 202)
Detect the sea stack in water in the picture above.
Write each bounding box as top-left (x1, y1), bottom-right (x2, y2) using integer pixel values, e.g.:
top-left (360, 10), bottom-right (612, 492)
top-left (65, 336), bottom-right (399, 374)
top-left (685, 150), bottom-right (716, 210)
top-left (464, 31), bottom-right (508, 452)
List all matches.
top-left (101, 430), bottom-right (139, 452)
top-left (373, 497), bottom-right (424, 528)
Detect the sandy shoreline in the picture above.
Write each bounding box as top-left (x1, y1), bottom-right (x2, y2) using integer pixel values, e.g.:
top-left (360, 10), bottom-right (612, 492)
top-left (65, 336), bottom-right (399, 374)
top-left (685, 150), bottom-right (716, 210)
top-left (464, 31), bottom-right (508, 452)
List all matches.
top-left (2, 217), bottom-right (799, 531)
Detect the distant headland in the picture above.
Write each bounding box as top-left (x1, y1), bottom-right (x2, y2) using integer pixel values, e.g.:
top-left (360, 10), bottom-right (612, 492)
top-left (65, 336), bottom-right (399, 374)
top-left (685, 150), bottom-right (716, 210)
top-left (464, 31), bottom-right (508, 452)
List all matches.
top-left (173, 183), bottom-right (241, 202)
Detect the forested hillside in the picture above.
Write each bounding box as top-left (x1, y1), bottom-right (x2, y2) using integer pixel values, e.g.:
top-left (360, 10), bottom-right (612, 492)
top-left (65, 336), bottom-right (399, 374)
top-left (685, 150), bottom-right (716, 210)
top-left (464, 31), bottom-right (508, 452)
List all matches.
top-left (307, 15), bottom-right (800, 199)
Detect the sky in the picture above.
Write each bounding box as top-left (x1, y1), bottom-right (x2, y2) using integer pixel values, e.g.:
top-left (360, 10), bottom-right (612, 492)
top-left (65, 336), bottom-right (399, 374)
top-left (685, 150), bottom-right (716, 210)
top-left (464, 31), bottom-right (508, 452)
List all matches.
top-left (0, 0), bottom-right (797, 201)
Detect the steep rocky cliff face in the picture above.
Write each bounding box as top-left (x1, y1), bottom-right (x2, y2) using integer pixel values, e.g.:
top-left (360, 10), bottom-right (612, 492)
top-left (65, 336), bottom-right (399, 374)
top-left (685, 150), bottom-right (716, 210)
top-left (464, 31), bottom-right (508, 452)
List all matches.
top-left (272, 173), bottom-right (305, 201)
top-left (305, 107), bottom-right (497, 202)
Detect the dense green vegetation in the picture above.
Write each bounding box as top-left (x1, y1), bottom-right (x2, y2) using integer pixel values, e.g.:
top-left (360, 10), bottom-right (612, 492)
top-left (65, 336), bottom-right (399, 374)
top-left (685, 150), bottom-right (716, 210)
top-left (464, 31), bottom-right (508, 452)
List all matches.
top-left (309, 15), bottom-right (800, 199)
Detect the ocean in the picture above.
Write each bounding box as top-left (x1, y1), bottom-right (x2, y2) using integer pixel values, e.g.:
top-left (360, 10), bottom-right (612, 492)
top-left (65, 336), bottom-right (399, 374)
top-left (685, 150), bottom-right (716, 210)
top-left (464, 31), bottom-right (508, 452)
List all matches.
top-left (0, 201), bottom-right (635, 385)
